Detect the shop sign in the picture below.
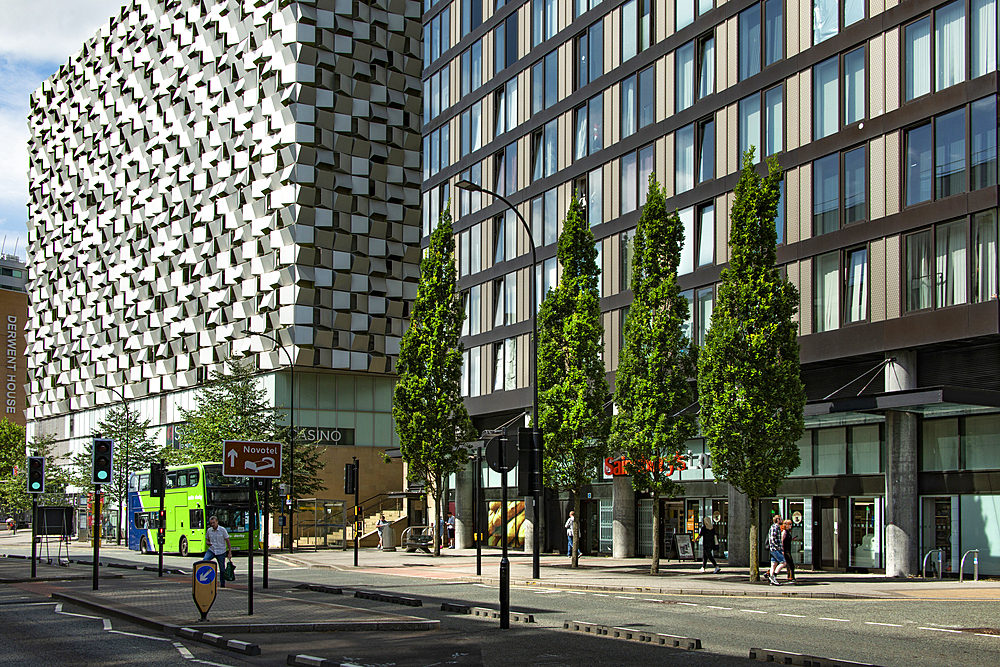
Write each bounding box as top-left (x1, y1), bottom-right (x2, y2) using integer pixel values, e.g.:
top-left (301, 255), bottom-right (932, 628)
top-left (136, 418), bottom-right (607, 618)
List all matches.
top-left (604, 450), bottom-right (712, 477)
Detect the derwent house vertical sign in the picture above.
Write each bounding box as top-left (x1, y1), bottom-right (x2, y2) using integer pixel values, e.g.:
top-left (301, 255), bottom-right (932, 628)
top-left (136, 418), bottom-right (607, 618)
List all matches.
top-left (0, 286), bottom-right (27, 425)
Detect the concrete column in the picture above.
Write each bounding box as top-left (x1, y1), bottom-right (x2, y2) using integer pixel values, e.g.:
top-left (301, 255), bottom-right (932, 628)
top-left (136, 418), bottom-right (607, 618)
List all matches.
top-left (884, 350), bottom-right (919, 577)
top-left (727, 485), bottom-right (750, 567)
top-left (612, 475), bottom-right (635, 558)
top-left (454, 459), bottom-right (474, 549)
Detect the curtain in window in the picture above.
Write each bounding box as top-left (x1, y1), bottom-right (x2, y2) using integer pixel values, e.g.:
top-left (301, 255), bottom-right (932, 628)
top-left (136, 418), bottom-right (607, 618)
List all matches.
top-left (813, 57), bottom-right (839, 140)
top-left (470, 284), bottom-right (482, 335)
top-left (845, 248), bottom-right (868, 323)
top-left (677, 42), bottom-right (695, 112)
top-left (764, 0), bottom-right (783, 66)
top-left (677, 0), bottom-right (694, 30)
top-left (621, 76), bottom-right (637, 138)
top-left (544, 189), bottom-right (558, 245)
top-left (575, 107), bottom-right (587, 160)
top-left (936, 221), bottom-right (967, 306)
top-left (461, 350), bottom-right (469, 397)
top-left (470, 348), bottom-right (480, 398)
top-left (843, 0), bottom-right (864, 27)
top-left (905, 18), bottom-right (931, 100)
top-left (623, 0), bottom-right (638, 61)
top-left (621, 151), bottom-right (637, 214)
top-left (696, 288), bottom-right (714, 346)
top-left (544, 120), bottom-right (557, 177)
top-left (639, 145), bottom-right (654, 206)
top-left (814, 252), bottom-right (840, 332)
top-left (765, 86), bottom-right (783, 155)
top-left (494, 284), bottom-right (505, 328)
top-left (504, 338), bottom-right (517, 391)
top-left (698, 205), bottom-right (715, 266)
top-left (588, 169), bottom-right (603, 226)
top-left (589, 22), bottom-right (604, 82)
top-left (699, 0), bottom-right (713, 14)
top-left (971, 95), bottom-right (998, 189)
top-left (972, 0), bottom-right (998, 77)
top-left (505, 210), bottom-right (517, 262)
top-left (936, 1), bottom-right (966, 92)
top-left (506, 79), bottom-right (518, 129)
top-left (589, 96), bottom-right (603, 153)
top-left (679, 207), bottom-right (695, 275)
top-left (906, 231), bottom-right (933, 311)
top-left (813, 0), bottom-right (838, 45)
top-left (973, 209), bottom-right (998, 302)
top-left (545, 0), bottom-right (558, 40)
top-left (676, 124), bottom-right (695, 194)
top-left (699, 37), bottom-right (715, 99)
top-left (739, 7), bottom-right (761, 80)
top-left (739, 95), bottom-right (761, 162)
top-left (844, 47), bottom-right (865, 125)
top-left (699, 120), bottom-right (715, 182)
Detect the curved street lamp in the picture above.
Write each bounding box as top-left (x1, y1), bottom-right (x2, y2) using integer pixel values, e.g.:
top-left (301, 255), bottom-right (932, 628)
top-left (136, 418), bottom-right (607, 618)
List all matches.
top-left (254, 331), bottom-right (296, 554)
top-left (454, 179), bottom-right (541, 580)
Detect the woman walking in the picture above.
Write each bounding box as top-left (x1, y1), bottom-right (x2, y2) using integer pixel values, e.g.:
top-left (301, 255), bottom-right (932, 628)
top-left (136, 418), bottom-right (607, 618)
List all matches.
top-left (699, 516), bottom-right (721, 573)
top-left (781, 518), bottom-right (796, 583)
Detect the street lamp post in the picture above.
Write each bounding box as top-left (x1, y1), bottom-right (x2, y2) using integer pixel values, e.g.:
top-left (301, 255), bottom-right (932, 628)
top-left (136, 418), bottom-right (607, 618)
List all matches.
top-left (104, 385), bottom-right (129, 547)
top-left (255, 331), bottom-right (295, 556)
top-left (455, 179), bottom-right (541, 580)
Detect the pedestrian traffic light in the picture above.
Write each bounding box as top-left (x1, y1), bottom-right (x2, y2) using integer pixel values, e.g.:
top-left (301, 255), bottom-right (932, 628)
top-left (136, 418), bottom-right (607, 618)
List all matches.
top-left (344, 462), bottom-right (357, 495)
top-left (92, 438), bottom-right (114, 485)
top-left (149, 460), bottom-right (166, 497)
top-left (27, 456), bottom-right (45, 494)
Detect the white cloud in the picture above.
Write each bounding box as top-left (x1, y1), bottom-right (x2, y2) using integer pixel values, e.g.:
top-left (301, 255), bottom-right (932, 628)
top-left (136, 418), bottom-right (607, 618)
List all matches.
top-left (0, 1), bottom-right (125, 63)
top-left (0, 1), bottom-right (126, 259)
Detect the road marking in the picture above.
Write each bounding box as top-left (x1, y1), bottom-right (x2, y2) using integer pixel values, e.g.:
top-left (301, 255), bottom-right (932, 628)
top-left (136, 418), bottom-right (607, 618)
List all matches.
top-left (103, 618), bottom-right (112, 630)
top-left (56, 610), bottom-right (104, 620)
top-left (108, 630), bottom-right (172, 641)
top-left (0, 602), bottom-right (56, 607)
top-left (615, 596), bottom-right (635, 600)
top-left (741, 610), bottom-right (767, 614)
top-left (593, 594), bottom-right (609, 597)
top-left (920, 627), bottom-right (962, 633)
top-left (473, 583), bottom-right (493, 588)
top-left (865, 622), bottom-right (903, 627)
top-left (678, 602), bottom-right (699, 607)
top-left (192, 660), bottom-right (235, 667)
top-left (642, 599), bottom-right (662, 602)
top-left (567, 591), bottom-right (587, 595)
top-left (819, 618), bottom-right (851, 623)
top-left (707, 606), bottom-right (732, 610)
top-left (173, 642), bottom-right (195, 659)
top-left (778, 614), bottom-right (806, 618)
top-left (975, 634), bottom-right (1000, 638)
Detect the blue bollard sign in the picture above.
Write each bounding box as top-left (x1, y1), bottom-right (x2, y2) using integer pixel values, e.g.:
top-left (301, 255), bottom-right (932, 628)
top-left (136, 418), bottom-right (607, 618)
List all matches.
top-left (192, 561), bottom-right (218, 621)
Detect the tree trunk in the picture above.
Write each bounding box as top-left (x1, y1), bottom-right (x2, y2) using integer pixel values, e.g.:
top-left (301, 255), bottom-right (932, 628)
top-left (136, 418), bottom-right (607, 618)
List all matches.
top-left (748, 496), bottom-right (759, 582)
top-left (571, 493), bottom-right (581, 568)
top-left (433, 473), bottom-right (442, 557)
top-left (651, 491), bottom-right (660, 574)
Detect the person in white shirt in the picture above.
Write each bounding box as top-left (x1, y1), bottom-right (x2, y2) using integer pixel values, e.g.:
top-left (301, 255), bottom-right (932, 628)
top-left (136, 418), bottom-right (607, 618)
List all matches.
top-left (201, 515), bottom-right (232, 587)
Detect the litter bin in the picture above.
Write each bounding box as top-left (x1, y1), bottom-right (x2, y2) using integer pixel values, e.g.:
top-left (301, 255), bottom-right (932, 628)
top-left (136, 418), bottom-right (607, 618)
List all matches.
top-left (382, 524), bottom-right (396, 552)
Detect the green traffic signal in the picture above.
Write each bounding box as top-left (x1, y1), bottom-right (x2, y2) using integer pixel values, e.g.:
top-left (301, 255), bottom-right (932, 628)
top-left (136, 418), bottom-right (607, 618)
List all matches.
top-left (27, 457), bottom-right (45, 494)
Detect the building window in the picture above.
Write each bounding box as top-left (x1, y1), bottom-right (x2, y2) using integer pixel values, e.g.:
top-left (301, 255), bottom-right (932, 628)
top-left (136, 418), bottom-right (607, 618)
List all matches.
top-left (531, 51), bottom-right (559, 115)
top-left (423, 125), bottom-right (450, 179)
top-left (536, 256), bottom-right (559, 306)
top-left (973, 209), bottom-right (998, 302)
top-left (622, 74), bottom-right (636, 139)
top-left (424, 65), bottom-right (450, 121)
top-left (906, 107), bottom-right (967, 206)
top-left (695, 286), bottom-right (714, 346)
top-left (814, 247), bottom-right (867, 332)
top-left (574, 94), bottom-right (604, 161)
top-left (532, 119), bottom-right (558, 181)
top-left (677, 41), bottom-right (695, 112)
top-left (424, 7), bottom-right (451, 67)
top-left (622, 66), bottom-right (655, 139)
top-left (494, 13), bottom-right (517, 76)
top-left (493, 210), bottom-right (518, 265)
top-left (494, 142), bottom-right (517, 196)
top-left (532, 188), bottom-right (559, 247)
top-left (622, 0), bottom-right (652, 62)
top-left (905, 2), bottom-right (968, 101)
top-left (494, 78), bottom-right (518, 139)
top-left (638, 144), bottom-right (654, 206)
top-left (906, 221), bottom-right (968, 311)
top-left (739, 86), bottom-right (782, 162)
top-left (532, 0), bottom-right (558, 47)
top-left (622, 147), bottom-right (653, 214)
top-left (697, 202), bottom-right (715, 268)
top-left (575, 22), bottom-right (604, 90)
top-left (698, 33), bottom-right (715, 100)
top-left (972, 0), bottom-right (998, 78)
top-left (676, 124), bottom-right (695, 194)
top-left (460, 39), bottom-right (483, 98)
top-left (971, 95), bottom-right (998, 190)
top-left (679, 207), bottom-right (696, 275)
top-left (460, 101), bottom-right (483, 157)
top-left (574, 0), bottom-right (601, 18)
top-left (776, 179), bottom-right (786, 245)
top-left (814, 0), bottom-right (864, 46)
top-left (739, 0), bottom-right (782, 81)
top-left (621, 229), bottom-right (635, 289)
top-left (814, 56), bottom-right (838, 140)
top-left (588, 168), bottom-right (603, 226)
top-left (813, 146), bottom-right (866, 236)
top-left (639, 66), bottom-right (655, 129)
top-left (458, 165), bottom-right (482, 217)
top-left (462, 0), bottom-right (482, 37)
top-left (845, 246), bottom-right (868, 324)
top-left (677, 0), bottom-right (695, 30)
top-left (698, 117), bottom-right (715, 184)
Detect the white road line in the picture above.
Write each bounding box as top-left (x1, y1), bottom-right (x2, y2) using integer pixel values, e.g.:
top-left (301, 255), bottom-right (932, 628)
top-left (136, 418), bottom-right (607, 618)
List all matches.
top-left (56, 610), bottom-right (104, 621)
top-left (108, 629), bottom-right (171, 641)
top-left (865, 622), bottom-right (903, 627)
top-left (920, 627), bottom-right (962, 633)
top-left (707, 606), bottom-right (732, 610)
top-left (678, 602), bottom-right (699, 607)
top-left (741, 609), bottom-right (767, 614)
top-left (473, 583), bottom-right (493, 588)
top-left (975, 634), bottom-right (1000, 638)
top-left (615, 596), bottom-right (635, 600)
top-left (102, 618), bottom-right (112, 631)
top-left (192, 660), bottom-right (235, 667)
top-left (0, 602), bottom-right (57, 607)
top-left (593, 593), bottom-right (609, 597)
top-left (567, 591), bottom-right (587, 595)
top-left (173, 642), bottom-right (195, 659)
top-left (778, 614), bottom-right (806, 618)
top-left (642, 599), bottom-right (662, 602)
top-left (819, 618), bottom-right (851, 623)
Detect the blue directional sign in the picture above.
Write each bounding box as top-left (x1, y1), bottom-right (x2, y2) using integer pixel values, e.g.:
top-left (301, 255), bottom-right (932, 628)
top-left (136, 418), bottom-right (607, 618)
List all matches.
top-left (196, 564), bottom-right (216, 585)
top-left (192, 561), bottom-right (218, 619)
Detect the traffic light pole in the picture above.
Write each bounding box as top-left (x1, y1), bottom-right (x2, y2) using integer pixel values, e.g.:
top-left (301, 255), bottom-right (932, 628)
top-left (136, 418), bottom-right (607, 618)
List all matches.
top-left (158, 460), bottom-right (166, 577)
top-left (263, 479), bottom-right (270, 589)
top-left (93, 485), bottom-right (101, 591)
top-left (248, 490), bottom-right (255, 616)
top-left (475, 448), bottom-right (482, 576)
top-left (353, 458), bottom-right (359, 568)
top-left (500, 430), bottom-right (510, 630)
top-left (30, 496), bottom-right (37, 579)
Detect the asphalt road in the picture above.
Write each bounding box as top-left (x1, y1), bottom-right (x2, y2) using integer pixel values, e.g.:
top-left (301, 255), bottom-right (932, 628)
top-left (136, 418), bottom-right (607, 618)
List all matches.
top-left (3, 543), bottom-right (999, 666)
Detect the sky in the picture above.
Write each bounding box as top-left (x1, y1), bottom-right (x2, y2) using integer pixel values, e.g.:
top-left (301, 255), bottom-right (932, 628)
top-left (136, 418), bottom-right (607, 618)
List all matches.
top-left (0, 0), bottom-right (127, 261)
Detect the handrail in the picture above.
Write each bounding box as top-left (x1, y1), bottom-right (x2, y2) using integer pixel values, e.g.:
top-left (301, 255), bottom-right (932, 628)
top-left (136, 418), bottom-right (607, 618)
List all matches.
top-left (959, 549), bottom-right (980, 582)
top-left (922, 548), bottom-right (945, 579)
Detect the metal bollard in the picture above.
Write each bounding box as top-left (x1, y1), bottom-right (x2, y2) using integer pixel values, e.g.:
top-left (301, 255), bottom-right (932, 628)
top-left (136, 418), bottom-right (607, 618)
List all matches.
top-left (960, 549), bottom-right (980, 582)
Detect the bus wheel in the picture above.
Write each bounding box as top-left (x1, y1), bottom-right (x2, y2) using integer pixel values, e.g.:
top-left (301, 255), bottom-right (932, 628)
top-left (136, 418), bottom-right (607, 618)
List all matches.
top-left (139, 536), bottom-right (150, 554)
top-left (179, 536), bottom-right (189, 557)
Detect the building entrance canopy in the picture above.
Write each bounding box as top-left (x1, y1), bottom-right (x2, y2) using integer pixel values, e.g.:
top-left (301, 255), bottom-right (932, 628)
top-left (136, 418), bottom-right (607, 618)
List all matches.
top-left (804, 385), bottom-right (1000, 428)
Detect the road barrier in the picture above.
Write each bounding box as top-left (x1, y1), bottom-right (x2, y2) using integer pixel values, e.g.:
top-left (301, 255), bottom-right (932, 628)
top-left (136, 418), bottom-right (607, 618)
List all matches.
top-left (562, 620), bottom-right (702, 650)
top-left (749, 647), bottom-right (883, 666)
top-left (353, 589), bottom-right (422, 607)
top-left (441, 602), bottom-right (534, 623)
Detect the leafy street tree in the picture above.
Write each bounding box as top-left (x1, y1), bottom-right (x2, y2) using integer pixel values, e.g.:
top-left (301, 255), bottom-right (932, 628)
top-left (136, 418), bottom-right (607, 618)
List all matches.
top-left (2, 423), bottom-right (73, 516)
top-left (173, 356), bottom-right (326, 509)
top-left (698, 151), bottom-right (805, 581)
top-left (393, 205), bottom-right (476, 556)
top-left (538, 194), bottom-right (610, 568)
top-left (610, 176), bottom-right (697, 575)
top-left (69, 405), bottom-right (156, 543)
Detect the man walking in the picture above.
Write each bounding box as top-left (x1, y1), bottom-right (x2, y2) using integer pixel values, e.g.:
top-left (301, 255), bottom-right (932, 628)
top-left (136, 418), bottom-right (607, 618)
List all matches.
top-left (565, 511), bottom-right (577, 557)
top-left (767, 514), bottom-right (785, 586)
top-left (201, 515), bottom-right (232, 587)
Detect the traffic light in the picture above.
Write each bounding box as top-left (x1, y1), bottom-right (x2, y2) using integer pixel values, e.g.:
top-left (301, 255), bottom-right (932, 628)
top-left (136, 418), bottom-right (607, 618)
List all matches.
top-left (344, 462), bottom-right (357, 495)
top-left (27, 456), bottom-right (45, 494)
top-left (149, 461), bottom-right (166, 497)
top-left (92, 438), bottom-right (114, 485)
top-left (517, 428), bottom-right (542, 496)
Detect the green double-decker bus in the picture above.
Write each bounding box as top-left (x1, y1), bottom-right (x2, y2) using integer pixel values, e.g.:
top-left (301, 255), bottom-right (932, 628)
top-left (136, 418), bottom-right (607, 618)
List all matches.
top-left (128, 462), bottom-right (259, 556)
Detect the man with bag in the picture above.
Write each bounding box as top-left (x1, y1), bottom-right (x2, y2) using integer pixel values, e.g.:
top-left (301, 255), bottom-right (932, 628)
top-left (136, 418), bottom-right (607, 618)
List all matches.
top-left (201, 515), bottom-right (232, 588)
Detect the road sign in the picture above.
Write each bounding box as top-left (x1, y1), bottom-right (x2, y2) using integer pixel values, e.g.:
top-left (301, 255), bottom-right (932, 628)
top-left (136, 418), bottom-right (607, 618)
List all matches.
top-left (222, 440), bottom-right (283, 478)
top-left (485, 436), bottom-right (518, 474)
top-left (192, 561), bottom-right (218, 621)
